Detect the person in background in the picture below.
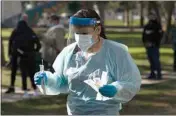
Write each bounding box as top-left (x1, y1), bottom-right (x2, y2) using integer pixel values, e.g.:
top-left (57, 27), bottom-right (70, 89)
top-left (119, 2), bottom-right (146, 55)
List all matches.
top-left (6, 20), bottom-right (41, 97)
top-left (5, 15), bottom-right (29, 93)
top-left (142, 12), bottom-right (163, 80)
top-left (40, 14), bottom-right (65, 72)
top-left (169, 21), bottom-right (176, 72)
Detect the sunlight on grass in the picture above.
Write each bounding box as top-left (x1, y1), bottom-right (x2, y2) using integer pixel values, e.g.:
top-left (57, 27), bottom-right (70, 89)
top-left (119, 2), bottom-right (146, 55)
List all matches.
top-left (129, 47), bottom-right (146, 53)
top-left (134, 59), bottom-right (149, 66)
top-left (107, 33), bottom-right (142, 39)
top-left (3, 40), bottom-right (9, 62)
top-left (1, 28), bottom-right (13, 38)
top-left (138, 89), bottom-right (165, 95)
top-left (2, 67), bottom-right (31, 88)
top-left (104, 19), bottom-right (147, 26)
top-left (35, 104), bottom-right (65, 110)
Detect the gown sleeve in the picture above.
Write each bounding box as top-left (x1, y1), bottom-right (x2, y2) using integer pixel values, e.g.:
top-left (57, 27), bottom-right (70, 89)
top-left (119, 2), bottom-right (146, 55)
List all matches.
top-left (110, 45), bottom-right (141, 103)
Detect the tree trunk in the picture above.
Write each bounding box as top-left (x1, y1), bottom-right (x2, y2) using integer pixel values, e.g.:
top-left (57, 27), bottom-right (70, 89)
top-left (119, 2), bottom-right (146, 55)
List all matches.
top-left (130, 10), bottom-right (134, 31)
top-left (96, 2), bottom-right (107, 25)
top-left (153, 2), bottom-right (161, 23)
top-left (127, 8), bottom-right (130, 27)
top-left (124, 9), bottom-right (127, 26)
top-left (123, 12), bottom-right (126, 25)
top-left (163, 2), bottom-right (175, 43)
top-left (124, 8), bottom-right (130, 26)
top-left (81, 1), bottom-right (94, 9)
top-left (166, 2), bottom-right (174, 32)
top-left (140, 1), bottom-right (144, 27)
top-left (148, 1), bottom-right (161, 23)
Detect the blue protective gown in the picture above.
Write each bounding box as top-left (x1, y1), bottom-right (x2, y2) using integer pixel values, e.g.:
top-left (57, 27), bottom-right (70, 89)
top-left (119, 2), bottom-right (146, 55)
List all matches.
top-left (37, 39), bottom-right (141, 115)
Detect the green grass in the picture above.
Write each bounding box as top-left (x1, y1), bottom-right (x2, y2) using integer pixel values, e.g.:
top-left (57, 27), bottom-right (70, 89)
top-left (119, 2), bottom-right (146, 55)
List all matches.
top-left (1, 28), bottom-right (47, 39)
top-left (105, 20), bottom-right (125, 26)
top-left (1, 20), bottom-right (176, 115)
top-left (104, 19), bottom-right (175, 26)
top-left (1, 33), bottom-right (175, 115)
top-left (104, 19), bottom-right (147, 26)
top-left (130, 47), bottom-right (174, 73)
top-left (2, 43), bottom-right (173, 88)
top-left (2, 67), bottom-right (31, 89)
top-left (50, 33), bottom-right (142, 42)
top-left (3, 40), bottom-right (9, 62)
top-left (1, 26), bottom-right (174, 103)
top-left (107, 33), bottom-right (141, 39)
top-left (1, 28), bottom-right (13, 38)
top-left (2, 79), bottom-right (176, 115)
top-left (2, 95), bottom-right (68, 115)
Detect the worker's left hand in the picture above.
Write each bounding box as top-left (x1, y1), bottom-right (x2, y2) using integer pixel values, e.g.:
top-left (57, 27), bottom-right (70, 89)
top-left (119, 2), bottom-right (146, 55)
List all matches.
top-left (99, 85), bottom-right (117, 97)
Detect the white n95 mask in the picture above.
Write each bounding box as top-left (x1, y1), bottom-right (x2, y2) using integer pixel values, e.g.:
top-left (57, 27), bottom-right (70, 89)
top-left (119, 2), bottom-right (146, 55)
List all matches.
top-left (74, 33), bottom-right (95, 52)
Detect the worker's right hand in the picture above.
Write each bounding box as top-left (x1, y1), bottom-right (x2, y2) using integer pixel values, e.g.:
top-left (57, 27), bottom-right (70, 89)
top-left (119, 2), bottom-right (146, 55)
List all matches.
top-left (34, 72), bottom-right (48, 85)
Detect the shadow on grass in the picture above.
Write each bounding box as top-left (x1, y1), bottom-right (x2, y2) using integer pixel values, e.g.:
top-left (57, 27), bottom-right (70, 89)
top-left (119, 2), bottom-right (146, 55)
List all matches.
top-left (2, 80), bottom-right (176, 115)
top-left (142, 79), bottom-right (176, 90)
top-left (131, 52), bottom-right (173, 60)
top-left (120, 79), bottom-right (176, 115)
top-left (2, 95), bottom-right (68, 115)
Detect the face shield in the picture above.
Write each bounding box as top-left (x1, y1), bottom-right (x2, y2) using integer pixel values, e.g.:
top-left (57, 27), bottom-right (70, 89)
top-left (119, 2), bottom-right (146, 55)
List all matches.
top-left (67, 16), bottom-right (100, 45)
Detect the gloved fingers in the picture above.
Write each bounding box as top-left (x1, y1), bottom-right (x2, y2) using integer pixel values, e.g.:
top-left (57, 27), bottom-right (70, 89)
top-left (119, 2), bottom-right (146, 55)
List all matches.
top-left (99, 87), bottom-right (112, 96)
top-left (34, 72), bottom-right (41, 78)
top-left (34, 72), bottom-right (47, 85)
top-left (34, 79), bottom-right (41, 85)
top-left (34, 72), bottom-right (46, 79)
top-left (41, 72), bottom-right (47, 78)
top-left (99, 89), bottom-right (115, 97)
top-left (34, 76), bottom-right (42, 84)
top-left (99, 85), bottom-right (117, 97)
top-left (40, 72), bottom-right (48, 82)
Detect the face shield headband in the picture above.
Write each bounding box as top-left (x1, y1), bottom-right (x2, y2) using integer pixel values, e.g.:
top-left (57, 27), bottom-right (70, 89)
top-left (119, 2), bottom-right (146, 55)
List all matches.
top-left (69, 16), bottom-right (100, 26)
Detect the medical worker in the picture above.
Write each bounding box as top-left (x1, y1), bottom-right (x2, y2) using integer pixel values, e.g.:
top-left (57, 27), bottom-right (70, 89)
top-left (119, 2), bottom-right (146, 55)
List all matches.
top-left (34, 9), bottom-right (141, 115)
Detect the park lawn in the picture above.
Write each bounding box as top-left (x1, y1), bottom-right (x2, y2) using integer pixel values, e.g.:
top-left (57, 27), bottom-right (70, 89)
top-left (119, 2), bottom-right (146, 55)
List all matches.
top-left (2, 29), bottom-right (175, 115)
top-left (1, 28), bottom-right (142, 40)
top-left (2, 79), bottom-right (176, 115)
top-left (2, 31), bottom-right (142, 62)
top-left (129, 47), bottom-right (174, 73)
top-left (104, 19), bottom-right (175, 26)
top-left (1, 28), bottom-right (13, 38)
top-left (1, 19), bottom-right (142, 37)
top-left (2, 27), bottom-right (174, 92)
top-left (62, 33), bottom-right (142, 42)
top-left (107, 33), bottom-right (141, 39)
top-left (2, 43), bottom-right (173, 88)
top-left (104, 19), bottom-right (147, 26)
top-left (1, 28), bottom-right (47, 39)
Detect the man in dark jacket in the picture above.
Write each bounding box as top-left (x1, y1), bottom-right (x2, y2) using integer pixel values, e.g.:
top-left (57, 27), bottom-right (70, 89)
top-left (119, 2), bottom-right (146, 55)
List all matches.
top-left (142, 12), bottom-right (163, 80)
top-left (5, 20), bottom-right (41, 96)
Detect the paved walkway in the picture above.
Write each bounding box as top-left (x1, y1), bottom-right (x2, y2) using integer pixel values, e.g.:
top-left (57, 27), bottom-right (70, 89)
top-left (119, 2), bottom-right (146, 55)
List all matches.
top-left (1, 72), bottom-right (176, 103)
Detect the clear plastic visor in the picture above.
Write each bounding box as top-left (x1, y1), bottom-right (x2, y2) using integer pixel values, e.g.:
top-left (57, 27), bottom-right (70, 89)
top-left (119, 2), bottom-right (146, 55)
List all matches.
top-left (67, 17), bottom-right (100, 45)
